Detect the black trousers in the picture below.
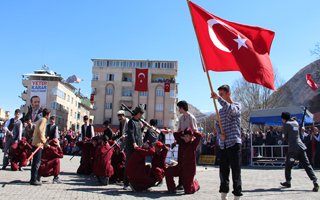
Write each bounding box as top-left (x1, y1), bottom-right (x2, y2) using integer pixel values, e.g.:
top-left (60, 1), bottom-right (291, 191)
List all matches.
top-left (30, 147), bottom-right (43, 182)
top-left (219, 143), bottom-right (242, 196)
top-left (123, 150), bottom-right (133, 187)
top-left (285, 150), bottom-right (317, 183)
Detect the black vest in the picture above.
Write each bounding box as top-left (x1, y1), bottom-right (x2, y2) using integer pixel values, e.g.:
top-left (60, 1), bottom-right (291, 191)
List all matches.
top-left (81, 124), bottom-right (93, 140)
top-left (46, 124), bottom-right (57, 140)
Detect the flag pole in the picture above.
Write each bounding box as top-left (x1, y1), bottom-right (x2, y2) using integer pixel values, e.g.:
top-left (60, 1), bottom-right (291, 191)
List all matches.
top-left (186, 0), bottom-right (225, 140)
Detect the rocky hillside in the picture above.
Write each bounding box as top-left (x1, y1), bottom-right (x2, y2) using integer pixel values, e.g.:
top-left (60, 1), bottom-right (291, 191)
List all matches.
top-left (269, 59), bottom-right (320, 121)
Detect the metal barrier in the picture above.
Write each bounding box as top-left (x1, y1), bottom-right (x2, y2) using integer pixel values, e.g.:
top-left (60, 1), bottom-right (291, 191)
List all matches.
top-left (251, 145), bottom-right (289, 167)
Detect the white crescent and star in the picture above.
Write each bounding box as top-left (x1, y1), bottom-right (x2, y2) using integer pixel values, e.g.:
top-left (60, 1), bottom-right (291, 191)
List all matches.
top-left (207, 18), bottom-right (248, 52)
top-left (138, 72), bottom-right (146, 83)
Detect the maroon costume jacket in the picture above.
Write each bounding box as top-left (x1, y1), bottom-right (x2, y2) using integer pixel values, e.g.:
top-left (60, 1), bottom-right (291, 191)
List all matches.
top-left (38, 145), bottom-right (63, 177)
top-left (165, 131), bottom-right (201, 194)
top-left (9, 139), bottom-right (32, 171)
top-left (110, 149), bottom-right (126, 182)
top-left (76, 140), bottom-right (95, 175)
top-left (151, 145), bottom-right (168, 181)
top-left (126, 147), bottom-right (156, 191)
top-left (93, 143), bottom-right (114, 177)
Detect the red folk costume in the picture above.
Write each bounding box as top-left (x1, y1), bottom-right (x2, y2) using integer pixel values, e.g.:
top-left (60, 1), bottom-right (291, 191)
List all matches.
top-left (126, 147), bottom-right (156, 191)
top-left (151, 141), bottom-right (169, 181)
top-left (92, 142), bottom-right (114, 178)
top-left (38, 142), bottom-right (63, 177)
top-left (76, 140), bottom-right (95, 175)
top-left (110, 143), bottom-right (126, 182)
top-left (9, 137), bottom-right (32, 171)
top-left (165, 129), bottom-right (201, 194)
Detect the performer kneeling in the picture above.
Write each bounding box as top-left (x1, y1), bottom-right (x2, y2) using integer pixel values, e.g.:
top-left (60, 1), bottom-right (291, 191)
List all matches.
top-left (93, 137), bottom-right (114, 185)
top-left (165, 128), bottom-right (201, 194)
top-left (110, 140), bottom-right (126, 184)
top-left (38, 138), bottom-right (63, 184)
top-left (9, 137), bottom-right (32, 171)
top-left (151, 141), bottom-right (168, 186)
top-left (76, 137), bottom-right (95, 175)
top-left (126, 142), bottom-right (156, 191)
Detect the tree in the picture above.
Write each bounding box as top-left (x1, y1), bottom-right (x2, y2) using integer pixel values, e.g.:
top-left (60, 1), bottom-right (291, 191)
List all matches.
top-left (231, 68), bottom-right (284, 129)
top-left (311, 42), bottom-right (320, 58)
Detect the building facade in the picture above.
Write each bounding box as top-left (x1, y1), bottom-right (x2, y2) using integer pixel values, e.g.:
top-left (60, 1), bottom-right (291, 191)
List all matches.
top-left (21, 69), bottom-right (92, 131)
top-left (91, 59), bottom-right (178, 130)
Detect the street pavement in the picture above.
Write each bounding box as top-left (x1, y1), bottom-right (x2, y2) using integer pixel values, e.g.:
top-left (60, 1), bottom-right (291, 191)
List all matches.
top-left (0, 151), bottom-right (319, 200)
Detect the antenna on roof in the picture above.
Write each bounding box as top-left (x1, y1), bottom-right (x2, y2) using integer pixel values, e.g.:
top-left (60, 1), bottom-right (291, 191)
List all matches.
top-left (42, 64), bottom-right (49, 71)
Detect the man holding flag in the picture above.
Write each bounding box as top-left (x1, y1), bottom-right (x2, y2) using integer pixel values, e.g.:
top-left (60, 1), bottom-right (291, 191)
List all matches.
top-left (187, 0), bottom-right (276, 199)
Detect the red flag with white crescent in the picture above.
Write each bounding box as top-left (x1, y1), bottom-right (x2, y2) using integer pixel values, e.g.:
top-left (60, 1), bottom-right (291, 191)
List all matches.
top-left (306, 73), bottom-right (318, 91)
top-left (164, 81), bottom-right (170, 92)
top-left (135, 69), bottom-right (148, 91)
top-left (188, 1), bottom-right (275, 90)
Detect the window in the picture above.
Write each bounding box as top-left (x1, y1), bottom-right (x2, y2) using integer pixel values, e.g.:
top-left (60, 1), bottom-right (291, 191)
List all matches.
top-left (105, 103), bottom-right (112, 109)
top-left (93, 73), bottom-right (99, 80)
top-left (122, 87), bottom-right (133, 97)
top-left (67, 95), bottom-right (70, 102)
top-left (156, 88), bottom-right (164, 96)
top-left (158, 119), bottom-right (164, 126)
top-left (106, 73), bottom-right (114, 81)
top-left (106, 87), bottom-right (113, 95)
top-left (156, 103), bottom-right (163, 112)
top-left (122, 73), bottom-right (132, 82)
top-left (71, 97), bottom-right (73, 104)
top-left (52, 88), bottom-right (65, 99)
top-left (170, 90), bottom-right (175, 98)
top-left (70, 109), bottom-right (73, 116)
top-left (139, 91), bottom-right (148, 96)
top-left (169, 104), bottom-right (174, 112)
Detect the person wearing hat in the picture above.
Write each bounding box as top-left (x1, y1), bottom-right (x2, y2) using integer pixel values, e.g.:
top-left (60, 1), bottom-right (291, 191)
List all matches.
top-left (38, 138), bottom-right (63, 184)
top-left (280, 112), bottom-right (319, 192)
top-left (110, 140), bottom-right (126, 183)
top-left (126, 142), bottom-right (156, 191)
top-left (165, 128), bottom-right (201, 194)
top-left (92, 136), bottom-right (114, 185)
top-left (211, 84), bottom-right (242, 200)
top-left (76, 137), bottom-right (95, 175)
top-left (151, 141), bottom-right (169, 186)
top-left (113, 110), bottom-right (129, 141)
top-left (9, 137), bottom-right (32, 171)
top-left (123, 106), bottom-right (145, 190)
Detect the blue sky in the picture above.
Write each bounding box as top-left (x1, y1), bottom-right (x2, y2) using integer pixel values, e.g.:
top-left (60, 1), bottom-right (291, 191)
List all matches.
top-left (1, 0), bottom-right (320, 116)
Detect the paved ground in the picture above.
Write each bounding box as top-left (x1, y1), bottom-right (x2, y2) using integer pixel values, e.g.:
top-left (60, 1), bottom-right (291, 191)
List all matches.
top-left (0, 151), bottom-right (319, 200)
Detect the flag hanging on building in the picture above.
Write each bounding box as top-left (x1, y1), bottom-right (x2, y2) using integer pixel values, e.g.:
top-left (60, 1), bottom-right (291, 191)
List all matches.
top-left (66, 75), bottom-right (81, 83)
top-left (164, 80), bottom-right (170, 92)
top-left (188, 1), bottom-right (276, 90)
top-left (135, 68), bottom-right (148, 91)
top-left (306, 73), bottom-right (318, 91)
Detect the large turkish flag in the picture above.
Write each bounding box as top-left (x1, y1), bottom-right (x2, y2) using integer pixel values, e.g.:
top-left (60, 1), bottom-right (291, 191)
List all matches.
top-left (135, 68), bottom-right (148, 91)
top-left (189, 1), bottom-right (276, 90)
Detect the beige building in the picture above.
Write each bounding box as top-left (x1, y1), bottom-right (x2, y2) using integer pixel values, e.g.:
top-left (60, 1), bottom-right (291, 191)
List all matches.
top-left (21, 69), bottom-right (92, 131)
top-left (0, 108), bottom-right (9, 121)
top-left (91, 59), bottom-right (178, 130)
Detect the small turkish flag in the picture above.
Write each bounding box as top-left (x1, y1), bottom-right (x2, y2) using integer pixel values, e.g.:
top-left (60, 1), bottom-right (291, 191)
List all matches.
top-left (164, 81), bottom-right (170, 92)
top-left (306, 74), bottom-right (318, 91)
top-left (135, 68), bottom-right (148, 91)
top-left (90, 94), bottom-right (94, 103)
top-left (188, 1), bottom-right (275, 90)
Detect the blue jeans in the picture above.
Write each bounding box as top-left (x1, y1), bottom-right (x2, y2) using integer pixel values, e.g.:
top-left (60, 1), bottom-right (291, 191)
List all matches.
top-left (30, 147), bottom-right (43, 182)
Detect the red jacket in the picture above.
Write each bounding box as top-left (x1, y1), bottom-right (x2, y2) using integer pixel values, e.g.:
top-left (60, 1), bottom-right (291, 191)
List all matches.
top-left (93, 143), bottom-right (114, 177)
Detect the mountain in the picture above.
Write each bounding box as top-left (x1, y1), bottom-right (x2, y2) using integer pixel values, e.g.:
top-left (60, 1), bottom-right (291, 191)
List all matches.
top-left (269, 59), bottom-right (320, 121)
